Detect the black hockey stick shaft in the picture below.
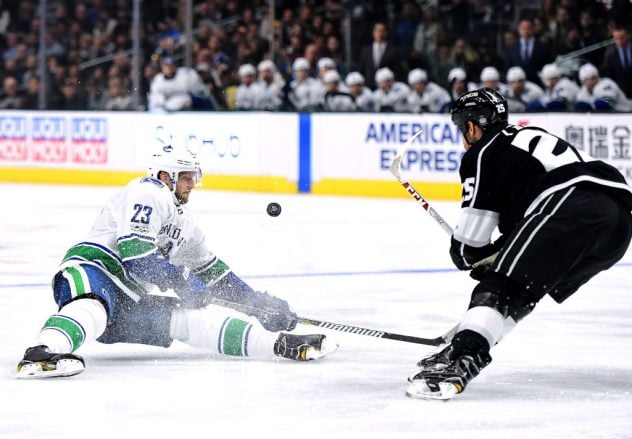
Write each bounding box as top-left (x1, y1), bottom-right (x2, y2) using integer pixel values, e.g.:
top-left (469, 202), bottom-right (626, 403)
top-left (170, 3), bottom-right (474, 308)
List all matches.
top-left (297, 317), bottom-right (457, 346)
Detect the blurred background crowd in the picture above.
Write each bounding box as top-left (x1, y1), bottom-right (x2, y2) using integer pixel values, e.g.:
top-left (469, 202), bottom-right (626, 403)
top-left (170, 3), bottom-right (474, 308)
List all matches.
top-left (0, 0), bottom-right (631, 113)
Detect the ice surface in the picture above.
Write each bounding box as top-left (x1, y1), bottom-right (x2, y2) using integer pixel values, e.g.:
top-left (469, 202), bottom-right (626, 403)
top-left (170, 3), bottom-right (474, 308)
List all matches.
top-left (1, 183), bottom-right (631, 439)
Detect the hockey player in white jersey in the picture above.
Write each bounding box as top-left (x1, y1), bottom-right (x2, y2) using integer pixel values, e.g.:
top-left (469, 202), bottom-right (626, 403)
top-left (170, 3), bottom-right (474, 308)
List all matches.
top-left (321, 70), bottom-right (356, 112)
top-left (148, 56), bottom-right (211, 112)
top-left (478, 66), bottom-right (511, 97)
top-left (234, 63), bottom-right (258, 110)
top-left (405, 68), bottom-right (451, 113)
top-left (407, 88), bottom-right (632, 400)
top-left (574, 63), bottom-right (632, 112)
top-left (372, 67), bottom-right (410, 112)
top-left (539, 63), bottom-right (580, 111)
top-left (505, 66), bottom-right (544, 112)
top-left (16, 147), bottom-right (335, 378)
top-left (253, 59), bottom-right (285, 111)
top-left (345, 72), bottom-right (374, 112)
top-left (447, 67), bottom-right (477, 103)
top-left (288, 57), bottom-right (320, 111)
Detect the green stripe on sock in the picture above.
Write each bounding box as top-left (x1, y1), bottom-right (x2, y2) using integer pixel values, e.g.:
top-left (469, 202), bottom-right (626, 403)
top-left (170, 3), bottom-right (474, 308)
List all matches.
top-left (43, 316), bottom-right (85, 352)
top-left (65, 266), bottom-right (87, 296)
top-left (222, 318), bottom-right (250, 356)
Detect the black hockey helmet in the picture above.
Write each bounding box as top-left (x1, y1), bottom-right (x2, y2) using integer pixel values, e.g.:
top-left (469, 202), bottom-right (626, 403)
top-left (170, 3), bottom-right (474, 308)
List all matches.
top-left (450, 88), bottom-right (508, 134)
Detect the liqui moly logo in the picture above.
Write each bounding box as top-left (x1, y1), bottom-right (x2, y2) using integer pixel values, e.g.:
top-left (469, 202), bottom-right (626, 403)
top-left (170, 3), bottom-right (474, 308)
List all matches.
top-left (31, 117), bottom-right (67, 163)
top-left (70, 117), bottom-right (108, 164)
top-left (0, 116), bottom-right (28, 161)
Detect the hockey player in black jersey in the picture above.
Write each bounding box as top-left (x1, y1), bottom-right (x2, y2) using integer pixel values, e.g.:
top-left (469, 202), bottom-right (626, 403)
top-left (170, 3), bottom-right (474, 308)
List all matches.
top-left (407, 88), bottom-right (632, 400)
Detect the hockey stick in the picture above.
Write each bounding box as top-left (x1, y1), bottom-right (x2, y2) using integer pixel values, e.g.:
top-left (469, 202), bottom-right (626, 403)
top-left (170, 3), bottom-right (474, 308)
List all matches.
top-left (210, 297), bottom-right (456, 346)
top-left (297, 317), bottom-right (457, 347)
top-left (389, 144), bottom-right (454, 235)
top-left (390, 137), bottom-right (497, 268)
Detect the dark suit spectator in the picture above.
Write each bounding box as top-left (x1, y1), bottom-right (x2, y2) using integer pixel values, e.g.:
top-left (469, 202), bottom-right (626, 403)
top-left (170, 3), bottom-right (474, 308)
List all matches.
top-left (603, 26), bottom-right (632, 98)
top-left (356, 22), bottom-right (406, 89)
top-left (504, 17), bottom-right (552, 87)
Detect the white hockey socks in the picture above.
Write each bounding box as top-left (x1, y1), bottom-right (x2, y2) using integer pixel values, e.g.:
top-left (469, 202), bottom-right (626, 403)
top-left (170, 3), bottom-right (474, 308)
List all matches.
top-left (170, 305), bottom-right (279, 358)
top-left (36, 298), bottom-right (108, 353)
top-left (457, 306), bottom-right (506, 348)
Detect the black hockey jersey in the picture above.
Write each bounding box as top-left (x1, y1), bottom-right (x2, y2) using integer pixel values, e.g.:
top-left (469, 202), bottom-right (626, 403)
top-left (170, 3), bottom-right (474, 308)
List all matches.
top-left (453, 123), bottom-right (632, 251)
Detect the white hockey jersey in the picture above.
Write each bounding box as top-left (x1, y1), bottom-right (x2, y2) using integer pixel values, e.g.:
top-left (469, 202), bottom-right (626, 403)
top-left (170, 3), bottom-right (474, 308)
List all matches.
top-left (543, 77), bottom-right (580, 110)
top-left (289, 76), bottom-right (322, 110)
top-left (234, 83), bottom-right (259, 110)
top-left (506, 81), bottom-right (545, 112)
top-left (373, 81), bottom-right (411, 112)
top-left (580, 77), bottom-right (632, 111)
top-left (61, 177), bottom-right (227, 299)
top-left (148, 67), bottom-right (208, 112)
top-left (406, 82), bottom-right (451, 113)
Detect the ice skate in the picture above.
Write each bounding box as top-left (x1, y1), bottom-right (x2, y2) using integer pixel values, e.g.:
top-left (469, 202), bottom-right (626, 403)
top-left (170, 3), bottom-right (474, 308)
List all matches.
top-left (406, 345), bottom-right (491, 400)
top-left (273, 333), bottom-right (338, 361)
top-left (16, 345), bottom-right (85, 379)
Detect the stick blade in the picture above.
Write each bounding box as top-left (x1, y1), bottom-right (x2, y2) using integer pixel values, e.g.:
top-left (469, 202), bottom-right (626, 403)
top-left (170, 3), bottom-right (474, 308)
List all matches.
top-left (390, 154), bottom-right (404, 180)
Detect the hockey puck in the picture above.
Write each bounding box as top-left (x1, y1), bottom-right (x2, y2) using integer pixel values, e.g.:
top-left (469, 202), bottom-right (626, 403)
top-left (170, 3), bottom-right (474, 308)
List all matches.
top-left (266, 202), bottom-right (282, 217)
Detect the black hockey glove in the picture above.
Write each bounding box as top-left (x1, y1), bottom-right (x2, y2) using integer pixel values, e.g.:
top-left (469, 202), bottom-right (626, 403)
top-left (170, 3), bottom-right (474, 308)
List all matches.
top-left (450, 235), bottom-right (506, 271)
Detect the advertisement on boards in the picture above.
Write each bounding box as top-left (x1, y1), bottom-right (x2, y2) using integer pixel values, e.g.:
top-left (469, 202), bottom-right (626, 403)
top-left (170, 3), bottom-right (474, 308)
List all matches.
top-left (311, 113), bottom-right (463, 183)
top-left (0, 113), bottom-right (110, 167)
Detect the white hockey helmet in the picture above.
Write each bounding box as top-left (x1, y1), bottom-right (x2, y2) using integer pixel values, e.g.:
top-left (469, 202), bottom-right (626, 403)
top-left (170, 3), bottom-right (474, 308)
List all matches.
top-left (375, 67), bottom-right (394, 84)
top-left (408, 68), bottom-right (428, 85)
top-left (345, 72), bottom-right (365, 86)
top-left (292, 57), bottom-right (310, 72)
top-left (448, 67), bottom-right (467, 83)
top-left (480, 66), bottom-right (500, 82)
top-left (147, 145), bottom-right (202, 188)
top-left (578, 63), bottom-right (599, 83)
top-left (323, 70), bottom-right (341, 84)
top-left (506, 66), bottom-right (526, 83)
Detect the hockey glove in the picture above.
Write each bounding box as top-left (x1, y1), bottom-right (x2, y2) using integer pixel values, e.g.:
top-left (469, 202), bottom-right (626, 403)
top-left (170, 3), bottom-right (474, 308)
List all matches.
top-left (449, 235), bottom-right (505, 271)
top-left (173, 267), bottom-right (210, 308)
top-left (210, 273), bottom-right (298, 332)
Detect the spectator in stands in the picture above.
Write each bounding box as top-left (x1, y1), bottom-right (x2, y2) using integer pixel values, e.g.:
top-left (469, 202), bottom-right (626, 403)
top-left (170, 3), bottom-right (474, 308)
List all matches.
top-left (147, 56), bottom-right (210, 112)
top-left (603, 25), bottom-right (632, 98)
top-left (22, 74), bottom-right (40, 109)
top-left (505, 66), bottom-right (545, 112)
top-left (504, 17), bottom-right (552, 87)
top-left (234, 63), bottom-right (258, 110)
top-left (405, 68), bottom-right (451, 113)
top-left (103, 77), bottom-right (133, 111)
top-left (321, 70), bottom-right (355, 112)
top-left (449, 38), bottom-right (479, 80)
top-left (357, 22), bottom-right (406, 89)
top-left (575, 62), bottom-right (632, 112)
top-left (372, 67), bottom-right (410, 113)
top-left (539, 63), bottom-right (580, 111)
top-left (345, 72), bottom-right (374, 112)
top-left (0, 75), bottom-right (24, 109)
top-left (59, 78), bottom-right (88, 110)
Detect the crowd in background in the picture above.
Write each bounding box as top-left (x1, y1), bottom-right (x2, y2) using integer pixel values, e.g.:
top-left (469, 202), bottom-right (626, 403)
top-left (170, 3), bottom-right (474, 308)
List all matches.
top-left (0, 0), bottom-right (631, 112)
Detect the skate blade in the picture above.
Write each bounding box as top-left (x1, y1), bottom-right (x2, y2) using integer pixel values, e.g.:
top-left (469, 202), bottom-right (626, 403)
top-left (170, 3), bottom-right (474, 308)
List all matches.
top-left (305, 338), bottom-right (339, 360)
top-left (405, 380), bottom-right (457, 401)
top-left (16, 359), bottom-right (85, 379)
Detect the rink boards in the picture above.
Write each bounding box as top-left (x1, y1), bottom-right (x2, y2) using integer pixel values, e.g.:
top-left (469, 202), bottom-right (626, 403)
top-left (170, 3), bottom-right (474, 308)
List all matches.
top-left (0, 111), bottom-right (630, 199)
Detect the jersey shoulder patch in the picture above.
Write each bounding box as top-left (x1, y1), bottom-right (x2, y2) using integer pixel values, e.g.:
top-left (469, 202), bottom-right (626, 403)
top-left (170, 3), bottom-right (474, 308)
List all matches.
top-left (139, 176), bottom-right (165, 188)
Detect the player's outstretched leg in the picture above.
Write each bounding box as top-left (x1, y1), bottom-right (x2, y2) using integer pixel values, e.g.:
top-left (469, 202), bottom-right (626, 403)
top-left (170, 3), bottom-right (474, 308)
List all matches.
top-left (273, 333), bottom-right (337, 361)
top-left (16, 345), bottom-right (85, 379)
top-left (406, 330), bottom-right (492, 400)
